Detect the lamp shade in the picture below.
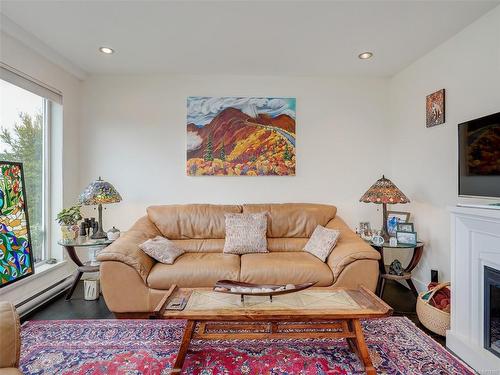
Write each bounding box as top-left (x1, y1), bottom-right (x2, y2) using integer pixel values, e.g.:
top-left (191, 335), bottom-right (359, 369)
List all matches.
top-left (359, 175), bottom-right (410, 204)
top-left (79, 177), bottom-right (122, 205)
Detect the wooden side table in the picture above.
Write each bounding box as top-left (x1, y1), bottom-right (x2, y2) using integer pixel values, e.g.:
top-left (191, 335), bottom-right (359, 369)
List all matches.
top-left (368, 241), bottom-right (424, 298)
top-left (58, 239), bottom-right (113, 300)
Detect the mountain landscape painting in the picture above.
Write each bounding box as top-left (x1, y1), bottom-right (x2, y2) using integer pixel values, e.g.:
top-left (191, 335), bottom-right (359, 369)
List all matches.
top-left (187, 96), bottom-right (296, 176)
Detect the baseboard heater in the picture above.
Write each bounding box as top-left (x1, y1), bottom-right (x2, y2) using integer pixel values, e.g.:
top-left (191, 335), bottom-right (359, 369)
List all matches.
top-left (16, 277), bottom-right (73, 317)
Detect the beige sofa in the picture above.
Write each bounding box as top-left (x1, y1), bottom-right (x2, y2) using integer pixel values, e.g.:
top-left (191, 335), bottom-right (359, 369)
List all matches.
top-left (0, 302), bottom-right (22, 375)
top-left (97, 203), bottom-right (380, 316)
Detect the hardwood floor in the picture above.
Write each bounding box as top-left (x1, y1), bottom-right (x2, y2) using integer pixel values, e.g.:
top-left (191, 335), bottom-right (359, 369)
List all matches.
top-left (22, 279), bottom-right (445, 346)
top-left (23, 281), bottom-right (113, 321)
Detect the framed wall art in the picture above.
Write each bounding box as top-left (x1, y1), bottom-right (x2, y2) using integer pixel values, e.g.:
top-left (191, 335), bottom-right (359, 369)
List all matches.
top-left (426, 89), bottom-right (445, 127)
top-left (187, 96), bottom-right (296, 176)
top-left (0, 161), bottom-right (34, 287)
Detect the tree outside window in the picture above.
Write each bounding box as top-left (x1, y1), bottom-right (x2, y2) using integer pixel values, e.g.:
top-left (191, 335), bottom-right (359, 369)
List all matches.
top-left (1, 80), bottom-right (46, 263)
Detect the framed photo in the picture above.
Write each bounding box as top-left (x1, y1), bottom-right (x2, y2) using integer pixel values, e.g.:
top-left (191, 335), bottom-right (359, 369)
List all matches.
top-left (396, 231), bottom-right (417, 246)
top-left (426, 89), bottom-right (445, 127)
top-left (0, 161), bottom-right (35, 288)
top-left (359, 222), bottom-right (371, 233)
top-left (397, 222), bottom-right (414, 233)
top-left (387, 211), bottom-right (410, 236)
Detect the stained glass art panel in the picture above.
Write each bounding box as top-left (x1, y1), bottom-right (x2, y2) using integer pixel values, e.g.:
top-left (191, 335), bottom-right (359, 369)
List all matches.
top-left (0, 161), bottom-right (34, 287)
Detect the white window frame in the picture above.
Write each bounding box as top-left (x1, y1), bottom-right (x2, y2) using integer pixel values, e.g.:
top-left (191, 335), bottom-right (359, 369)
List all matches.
top-left (38, 98), bottom-right (51, 264)
top-left (1, 63), bottom-right (61, 264)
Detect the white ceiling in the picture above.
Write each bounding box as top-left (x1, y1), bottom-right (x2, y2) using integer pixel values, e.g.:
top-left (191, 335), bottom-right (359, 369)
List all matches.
top-left (1, 1), bottom-right (498, 77)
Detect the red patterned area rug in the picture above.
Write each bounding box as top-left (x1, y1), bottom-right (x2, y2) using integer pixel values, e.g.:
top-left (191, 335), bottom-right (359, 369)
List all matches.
top-left (20, 317), bottom-right (473, 375)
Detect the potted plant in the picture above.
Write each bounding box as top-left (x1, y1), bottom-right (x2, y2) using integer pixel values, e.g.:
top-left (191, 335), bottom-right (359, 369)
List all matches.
top-left (56, 204), bottom-right (82, 243)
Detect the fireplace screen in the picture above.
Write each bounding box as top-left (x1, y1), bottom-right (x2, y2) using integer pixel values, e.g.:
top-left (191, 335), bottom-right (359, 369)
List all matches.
top-left (484, 266), bottom-right (500, 358)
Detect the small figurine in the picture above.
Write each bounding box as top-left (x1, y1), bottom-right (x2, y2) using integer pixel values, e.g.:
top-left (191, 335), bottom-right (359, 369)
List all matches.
top-left (371, 232), bottom-right (385, 246)
top-left (389, 259), bottom-right (404, 276)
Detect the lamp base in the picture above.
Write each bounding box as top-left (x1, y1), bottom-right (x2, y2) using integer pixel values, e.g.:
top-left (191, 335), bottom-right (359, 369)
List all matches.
top-left (91, 229), bottom-right (107, 240)
top-left (90, 203), bottom-right (107, 239)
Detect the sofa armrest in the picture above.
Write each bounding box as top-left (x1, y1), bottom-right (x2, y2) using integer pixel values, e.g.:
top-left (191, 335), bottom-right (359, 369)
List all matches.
top-left (96, 216), bottom-right (160, 282)
top-left (325, 217), bottom-right (381, 280)
top-left (0, 302), bottom-right (20, 369)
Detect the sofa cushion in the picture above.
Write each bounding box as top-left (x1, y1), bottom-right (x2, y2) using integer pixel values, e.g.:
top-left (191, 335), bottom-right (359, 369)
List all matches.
top-left (266, 237), bottom-right (308, 252)
top-left (170, 238), bottom-right (225, 253)
top-left (147, 253), bottom-right (240, 288)
top-left (240, 252), bottom-right (334, 286)
top-left (304, 225), bottom-right (341, 262)
top-left (223, 212), bottom-right (268, 254)
top-left (243, 203), bottom-right (337, 238)
top-left (139, 236), bottom-right (185, 264)
top-left (147, 204), bottom-right (242, 239)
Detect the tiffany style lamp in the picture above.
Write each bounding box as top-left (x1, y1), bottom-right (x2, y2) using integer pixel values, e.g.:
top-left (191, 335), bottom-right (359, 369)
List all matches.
top-left (359, 175), bottom-right (410, 239)
top-left (79, 177), bottom-right (122, 239)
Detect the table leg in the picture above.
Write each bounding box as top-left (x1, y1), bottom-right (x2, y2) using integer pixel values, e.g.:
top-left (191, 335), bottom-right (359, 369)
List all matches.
top-left (404, 245), bottom-right (424, 273)
top-left (171, 320), bottom-right (196, 374)
top-left (64, 246), bottom-right (84, 267)
top-left (375, 246), bottom-right (385, 275)
top-left (378, 277), bottom-right (386, 298)
top-left (351, 319), bottom-right (376, 375)
top-left (404, 245), bottom-right (423, 297)
top-left (65, 270), bottom-right (83, 301)
top-left (406, 278), bottom-right (418, 297)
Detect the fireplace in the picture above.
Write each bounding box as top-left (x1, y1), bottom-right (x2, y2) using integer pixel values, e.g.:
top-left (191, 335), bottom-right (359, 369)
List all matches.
top-left (448, 206), bottom-right (500, 372)
top-left (484, 266), bottom-right (500, 359)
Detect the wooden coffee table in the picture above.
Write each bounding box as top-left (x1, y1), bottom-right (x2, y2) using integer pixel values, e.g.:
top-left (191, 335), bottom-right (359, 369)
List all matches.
top-left (152, 285), bottom-right (392, 374)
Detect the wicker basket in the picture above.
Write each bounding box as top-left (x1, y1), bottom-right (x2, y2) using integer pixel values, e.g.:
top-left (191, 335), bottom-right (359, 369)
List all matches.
top-left (416, 282), bottom-right (450, 336)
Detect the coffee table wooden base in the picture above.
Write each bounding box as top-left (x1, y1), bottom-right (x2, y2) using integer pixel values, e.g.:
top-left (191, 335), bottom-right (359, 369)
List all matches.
top-left (170, 319), bottom-right (376, 375)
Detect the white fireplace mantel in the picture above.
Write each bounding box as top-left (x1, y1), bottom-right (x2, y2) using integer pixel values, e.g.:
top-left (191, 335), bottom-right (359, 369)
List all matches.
top-left (447, 206), bottom-right (500, 373)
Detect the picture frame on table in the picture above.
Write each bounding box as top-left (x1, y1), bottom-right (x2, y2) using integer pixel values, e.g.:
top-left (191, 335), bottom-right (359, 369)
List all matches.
top-left (387, 211), bottom-right (410, 236)
top-left (397, 222), bottom-right (414, 233)
top-left (359, 222), bottom-right (371, 233)
top-left (396, 231), bottom-right (417, 246)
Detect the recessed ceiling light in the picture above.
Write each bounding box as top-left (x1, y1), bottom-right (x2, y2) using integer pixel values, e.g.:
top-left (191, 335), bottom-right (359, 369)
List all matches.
top-left (358, 52), bottom-right (373, 60)
top-left (99, 46), bottom-right (114, 54)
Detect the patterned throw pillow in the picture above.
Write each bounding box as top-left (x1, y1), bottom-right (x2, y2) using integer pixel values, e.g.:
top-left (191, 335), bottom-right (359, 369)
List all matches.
top-left (223, 212), bottom-right (268, 254)
top-left (139, 236), bottom-right (185, 264)
top-left (304, 225), bottom-right (341, 262)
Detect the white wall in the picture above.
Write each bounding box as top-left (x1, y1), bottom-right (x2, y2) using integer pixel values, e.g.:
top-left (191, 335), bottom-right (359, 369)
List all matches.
top-left (80, 75), bottom-right (390, 231)
top-left (388, 6), bottom-right (500, 289)
top-left (0, 32), bottom-right (82, 207)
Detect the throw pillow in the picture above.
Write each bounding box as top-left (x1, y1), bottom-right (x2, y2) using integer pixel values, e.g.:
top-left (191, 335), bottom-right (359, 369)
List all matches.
top-left (223, 212), bottom-right (268, 254)
top-left (304, 225), bottom-right (341, 262)
top-left (139, 236), bottom-right (185, 264)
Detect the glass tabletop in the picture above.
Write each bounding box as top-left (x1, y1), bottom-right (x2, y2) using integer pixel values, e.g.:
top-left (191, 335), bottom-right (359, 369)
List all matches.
top-left (364, 239), bottom-right (423, 249)
top-left (57, 238), bottom-right (113, 247)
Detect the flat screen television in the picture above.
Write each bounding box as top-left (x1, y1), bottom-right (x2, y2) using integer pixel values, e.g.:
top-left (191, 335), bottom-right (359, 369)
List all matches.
top-left (458, 112), bottom-right (500, 198)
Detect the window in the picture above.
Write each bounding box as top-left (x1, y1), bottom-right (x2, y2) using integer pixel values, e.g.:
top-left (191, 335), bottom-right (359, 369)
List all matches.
top-left (0, 65), bottom-right (61, 264)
